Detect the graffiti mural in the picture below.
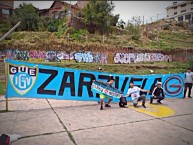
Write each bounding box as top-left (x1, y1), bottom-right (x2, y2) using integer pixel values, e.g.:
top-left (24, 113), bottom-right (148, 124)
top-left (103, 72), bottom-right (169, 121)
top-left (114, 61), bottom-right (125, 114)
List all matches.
top-left (0, 51), bottom-right (6, 59)
top-left (74, 52), bottom-right (93, 63)
top-left (99, 53), bottom-right (108, 64)
top-left (5, 49), bottom-right (15, 60)
top-left (92, 52), bottom-right (108, 64)
top-left (29, 50), bottom-right (46, 59)
top-left (114, 53), bottom-right (135, 64)
top-left (45, 51), bottom-right (61, 62)
top-left (1, 49), bottom-right (173, 64)
top-left (74, 52), bottom-right (108, 63)
top-left (15, 50), bottom-right (29, 61)
top-left (114, 53), bottom-right (170, 64)
top-left (57, 52), bottom-right (74, 60)
top-left (135, 53), bottom-right (151, 63)
top-left (1, 49), bottom-right (108, 63)
top-left (150, 53), bottom-right (170, 62)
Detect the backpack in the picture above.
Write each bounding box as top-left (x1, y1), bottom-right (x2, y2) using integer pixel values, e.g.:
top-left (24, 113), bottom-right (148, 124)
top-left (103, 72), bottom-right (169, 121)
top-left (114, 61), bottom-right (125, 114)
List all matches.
top-left (0, 134), bottom-right (10, 145)
top-left (119, 97), bottom-right (127, 107)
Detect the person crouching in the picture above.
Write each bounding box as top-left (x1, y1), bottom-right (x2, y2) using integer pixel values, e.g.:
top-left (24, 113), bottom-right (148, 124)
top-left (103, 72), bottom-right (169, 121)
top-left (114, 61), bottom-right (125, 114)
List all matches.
top-left (125, 82), bottom-right (149, 108)
top-left (150, 82), bottom-right (165, 104)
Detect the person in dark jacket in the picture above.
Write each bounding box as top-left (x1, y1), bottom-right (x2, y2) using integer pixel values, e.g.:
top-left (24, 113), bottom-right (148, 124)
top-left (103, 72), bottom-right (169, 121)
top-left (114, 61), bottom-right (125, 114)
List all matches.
top-left (150, 82), bottom-right (165, 104)
top-left (184, 68), bottom-right (193, 98)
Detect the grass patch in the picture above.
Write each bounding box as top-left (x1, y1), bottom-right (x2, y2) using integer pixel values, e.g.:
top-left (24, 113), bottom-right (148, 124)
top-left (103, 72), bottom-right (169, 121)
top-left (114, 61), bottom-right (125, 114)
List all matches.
top-left (1, 29), bottom-right (193, 52)
top-left (0, 61), bottom-right (188, 76)
top-left (159, 31), bottom-right (193, 49)
top-left (24, 61), bottom-right (188, 75)
top-left (0, 61), bottom-right (5, 76)
top-left (0, 110), bottom-right (8, 113)
top-left (0, 81), bottom-right (6, 95)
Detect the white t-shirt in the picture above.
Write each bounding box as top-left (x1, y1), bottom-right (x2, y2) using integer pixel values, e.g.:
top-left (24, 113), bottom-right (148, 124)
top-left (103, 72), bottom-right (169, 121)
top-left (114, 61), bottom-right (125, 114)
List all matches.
top-left (127, 86), bottom-right (141, 100)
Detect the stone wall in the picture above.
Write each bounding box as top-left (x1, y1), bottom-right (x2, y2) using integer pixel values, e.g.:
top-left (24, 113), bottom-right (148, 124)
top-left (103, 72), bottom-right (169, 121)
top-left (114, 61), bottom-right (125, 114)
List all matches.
top-left (0, 47), bottom-right (192, 63)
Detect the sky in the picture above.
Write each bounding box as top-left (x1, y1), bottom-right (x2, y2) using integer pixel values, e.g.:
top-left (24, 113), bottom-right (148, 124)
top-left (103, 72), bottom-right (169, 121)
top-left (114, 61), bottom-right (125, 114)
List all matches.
top-left (14, 1), bottom-right (177, 24)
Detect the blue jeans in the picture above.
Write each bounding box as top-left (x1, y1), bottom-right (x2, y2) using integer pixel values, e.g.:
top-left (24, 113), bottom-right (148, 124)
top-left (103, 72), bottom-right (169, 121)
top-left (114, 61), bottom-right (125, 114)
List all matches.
top-left (150, 95), bottom-right (164, 103)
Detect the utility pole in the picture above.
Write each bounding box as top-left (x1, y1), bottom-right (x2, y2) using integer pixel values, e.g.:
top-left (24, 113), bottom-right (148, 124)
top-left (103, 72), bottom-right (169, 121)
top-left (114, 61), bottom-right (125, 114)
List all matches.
top-left (143, 16), bottom-right (144, 25)
top-left (67, 33), bottom-right (70, 62)
top-left (0, 21), bottom-right (21, 42)
top-left (157, 14), bottom-right (159, 21)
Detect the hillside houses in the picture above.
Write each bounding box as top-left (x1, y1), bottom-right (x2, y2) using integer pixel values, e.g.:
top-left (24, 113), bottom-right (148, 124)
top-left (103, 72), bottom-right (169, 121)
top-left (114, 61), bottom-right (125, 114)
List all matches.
top-left (38, 1), bottom-right (88, 19)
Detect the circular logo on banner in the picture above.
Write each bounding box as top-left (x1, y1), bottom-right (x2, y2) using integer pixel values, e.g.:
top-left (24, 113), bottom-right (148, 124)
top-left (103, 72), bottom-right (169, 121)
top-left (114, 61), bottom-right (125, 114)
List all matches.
top-left (163, 75), bottom-right (184, 97)
top-left (9, 64), bottom-right (38, 95)
top-left (13, 72), bottom-right (32, 90)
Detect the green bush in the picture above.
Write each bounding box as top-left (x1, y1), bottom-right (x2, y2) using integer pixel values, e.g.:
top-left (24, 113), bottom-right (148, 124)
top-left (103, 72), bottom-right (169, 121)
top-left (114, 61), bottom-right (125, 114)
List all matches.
top-left (188, 57), bottom-right (193, 70)
top-left (9, 32), bottom-right (25, 40)
top-left (126, 24), bottom-right (141, 40)
top-left (47, 19), bottom-right (66, 32)
top-left (0, 21), bottom-right (11, 34)
top-left (70, 29), bottom-right (88, 42)
top-left (48, 25), bottom-right (57, 32)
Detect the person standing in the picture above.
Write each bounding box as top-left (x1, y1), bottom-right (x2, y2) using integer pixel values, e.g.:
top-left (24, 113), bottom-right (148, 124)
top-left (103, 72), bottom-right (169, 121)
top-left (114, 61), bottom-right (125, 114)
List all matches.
top-left (125, 82), bottom-right (149, 108)
top-left (97, 67), bottom-right (107, 104)
top-left (99, 77), bottom-right (115, 110)
top-left (184, 68), bottom-right (193, 98)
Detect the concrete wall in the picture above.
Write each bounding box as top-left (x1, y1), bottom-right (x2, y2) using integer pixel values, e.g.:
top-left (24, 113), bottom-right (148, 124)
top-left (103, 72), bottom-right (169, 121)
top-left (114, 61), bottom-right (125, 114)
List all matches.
top-left (171, 50), bottom-right (193, 62)
top-left (1, 48), bottom-right (192, 63)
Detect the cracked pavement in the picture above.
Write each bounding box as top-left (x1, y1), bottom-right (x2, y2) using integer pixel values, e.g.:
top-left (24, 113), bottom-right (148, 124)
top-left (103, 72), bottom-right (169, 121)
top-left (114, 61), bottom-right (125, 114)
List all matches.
top-left (0, 93), bottom-right (193, 145)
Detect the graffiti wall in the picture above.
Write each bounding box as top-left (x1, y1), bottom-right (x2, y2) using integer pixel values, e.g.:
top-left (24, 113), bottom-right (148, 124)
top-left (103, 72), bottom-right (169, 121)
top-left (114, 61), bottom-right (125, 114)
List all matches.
top-left (0, 49), bottom-right (108, 63)
top-left (29, 50), bottom-right (46, 59)
top-left (114, 53), bottom-right (170, 64)
top-left (5, 49), bottom-right (15, 60)
top-left (0, 51), bottom-right (6, 59)
top-left (0, 49), bottom-right (192, 64)
top-left (74, 52), bottom-right (108, 63)
top-left (57, 52), bottom-right (74, 60)
top-left (45, 51), bottom-right (60, 62)
top-left (15, 50), bottom-right (29, 61)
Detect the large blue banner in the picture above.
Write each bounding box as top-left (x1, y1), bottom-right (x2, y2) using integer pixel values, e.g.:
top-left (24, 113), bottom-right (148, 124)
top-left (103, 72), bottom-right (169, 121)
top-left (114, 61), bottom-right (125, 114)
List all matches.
top-left (6, 60), bottom-right (185, 102)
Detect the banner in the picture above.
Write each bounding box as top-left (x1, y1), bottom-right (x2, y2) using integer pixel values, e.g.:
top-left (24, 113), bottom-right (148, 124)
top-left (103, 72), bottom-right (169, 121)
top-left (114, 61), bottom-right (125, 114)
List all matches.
top-left (91, 80), bottom-right (124, 98)
top-left (6, 60), bottom-right (185, 102)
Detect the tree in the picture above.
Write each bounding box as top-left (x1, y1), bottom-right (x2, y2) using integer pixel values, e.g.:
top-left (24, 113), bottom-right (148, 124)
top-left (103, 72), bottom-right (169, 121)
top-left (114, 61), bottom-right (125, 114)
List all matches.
top-left (126, 20), bottom-right (141, 40)
top-left (11, 3), bottom-right (39, 31)
top-left (117, 19), bottom-right (126, 29)
top-left (110, 14), bottom-right (119, 26)
top-left (82, 0), bottom-right (119, 34)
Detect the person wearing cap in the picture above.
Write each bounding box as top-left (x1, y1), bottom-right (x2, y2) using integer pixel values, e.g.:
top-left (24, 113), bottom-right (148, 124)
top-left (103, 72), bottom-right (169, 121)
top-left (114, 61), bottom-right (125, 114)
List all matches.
top-left (99, 76), bottom-right (115, 110)
top-left (125, 81), bottom-right (149, 108)
top-left (150, 82), bottom-right (165, 104)
top-left (184, 68), bottom-right (193, 98)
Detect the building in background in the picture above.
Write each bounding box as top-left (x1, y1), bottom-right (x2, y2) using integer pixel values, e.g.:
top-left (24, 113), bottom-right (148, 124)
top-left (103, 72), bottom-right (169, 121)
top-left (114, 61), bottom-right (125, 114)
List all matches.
top-left (74, 0), bottom-right (88, 9)
top-left (165, 1), bottom-right (193, 22)
top-left (39, 0), bottom-right (88, 19)
top-left (0, 0), bottom-right (14, 20)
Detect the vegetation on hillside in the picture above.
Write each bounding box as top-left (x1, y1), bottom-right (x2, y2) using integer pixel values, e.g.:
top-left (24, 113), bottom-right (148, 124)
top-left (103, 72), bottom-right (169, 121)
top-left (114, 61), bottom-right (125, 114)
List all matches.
top-left (0, 24), bottom-right (192, 53)
top-left (10, 3), bottom-right (39, 31)
top-left (0, 81), bottom-right (5, 95)
top-left (0, 1), bottom-right (192, 52)
top-left (81, 1), bottom-right (119, 34)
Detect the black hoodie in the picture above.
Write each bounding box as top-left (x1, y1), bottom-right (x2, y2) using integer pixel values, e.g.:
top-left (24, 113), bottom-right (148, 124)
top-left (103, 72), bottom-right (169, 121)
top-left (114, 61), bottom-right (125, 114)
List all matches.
top-left (152, 87), bottom-right (165, 97)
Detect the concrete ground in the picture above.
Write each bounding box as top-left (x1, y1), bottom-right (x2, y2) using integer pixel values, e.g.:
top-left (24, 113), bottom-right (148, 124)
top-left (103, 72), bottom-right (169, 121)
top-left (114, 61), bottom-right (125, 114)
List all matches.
top-left (0, 91), bottom-right (193, 145)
